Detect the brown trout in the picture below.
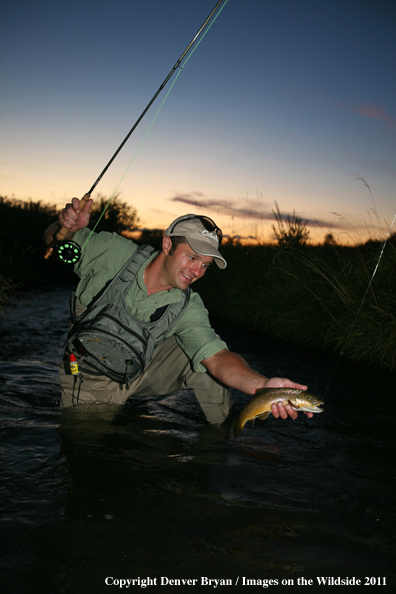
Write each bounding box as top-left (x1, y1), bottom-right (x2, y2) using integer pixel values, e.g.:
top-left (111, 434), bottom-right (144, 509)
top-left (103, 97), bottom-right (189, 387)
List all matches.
top-left (233, 388), bottom-right (324, 438)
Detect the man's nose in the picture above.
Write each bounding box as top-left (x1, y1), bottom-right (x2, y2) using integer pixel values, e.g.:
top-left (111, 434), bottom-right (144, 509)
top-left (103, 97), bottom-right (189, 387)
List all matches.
top-left (190, 261), bottom-right (204, 277)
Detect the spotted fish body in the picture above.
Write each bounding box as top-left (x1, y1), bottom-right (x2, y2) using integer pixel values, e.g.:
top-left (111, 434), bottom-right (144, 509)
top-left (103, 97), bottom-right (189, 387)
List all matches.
top-left (233, 388), bottom-right (324, 438)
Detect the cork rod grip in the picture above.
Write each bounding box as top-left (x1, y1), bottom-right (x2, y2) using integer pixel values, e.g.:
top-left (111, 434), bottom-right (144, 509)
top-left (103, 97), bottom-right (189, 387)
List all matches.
top-left (55, 193), bottom-right (91, 241)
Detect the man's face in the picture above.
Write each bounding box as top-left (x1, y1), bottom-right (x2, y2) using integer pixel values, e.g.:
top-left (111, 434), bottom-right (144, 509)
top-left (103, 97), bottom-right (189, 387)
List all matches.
top-left (163, 240), bottom-right (213, 290)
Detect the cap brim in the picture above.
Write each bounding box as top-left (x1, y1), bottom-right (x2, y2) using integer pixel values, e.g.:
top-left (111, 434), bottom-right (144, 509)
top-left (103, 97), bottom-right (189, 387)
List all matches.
top-left (185, 238), bottom-right (227, 269)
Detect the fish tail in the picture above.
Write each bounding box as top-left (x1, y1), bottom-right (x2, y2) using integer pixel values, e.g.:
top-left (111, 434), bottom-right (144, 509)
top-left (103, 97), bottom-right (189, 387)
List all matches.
top-left (233, 419), bottom-right (245, 439)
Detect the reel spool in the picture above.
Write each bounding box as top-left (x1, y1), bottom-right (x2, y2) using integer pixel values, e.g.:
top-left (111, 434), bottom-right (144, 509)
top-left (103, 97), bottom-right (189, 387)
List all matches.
top-left (57, 241), bottom-right (82, 265)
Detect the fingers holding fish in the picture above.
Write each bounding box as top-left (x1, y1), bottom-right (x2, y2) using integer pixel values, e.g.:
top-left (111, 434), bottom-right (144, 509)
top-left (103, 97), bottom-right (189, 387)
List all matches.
top-left (271, 401), bottom-right (298, 420)
top-left (272, 401), bottom-right (314, 420)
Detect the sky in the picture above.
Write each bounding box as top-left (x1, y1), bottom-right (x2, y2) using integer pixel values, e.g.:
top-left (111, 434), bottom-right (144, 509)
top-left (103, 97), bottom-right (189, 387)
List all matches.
top-left (1, 0), bottom-right (395, 244)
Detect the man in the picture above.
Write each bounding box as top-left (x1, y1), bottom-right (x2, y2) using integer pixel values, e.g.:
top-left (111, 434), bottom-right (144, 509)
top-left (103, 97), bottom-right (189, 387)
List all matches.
top-left (43, 196), bottom-right (312, 424)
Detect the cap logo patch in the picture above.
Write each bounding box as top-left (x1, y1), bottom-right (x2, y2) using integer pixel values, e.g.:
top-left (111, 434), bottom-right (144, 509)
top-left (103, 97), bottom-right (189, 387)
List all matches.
top-left (202, 229), bottom-right (219, 245)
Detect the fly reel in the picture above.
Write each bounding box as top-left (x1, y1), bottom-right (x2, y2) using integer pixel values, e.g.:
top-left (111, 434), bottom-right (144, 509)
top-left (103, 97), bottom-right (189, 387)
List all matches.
top-left (57, 240), bottom-right (82, 264)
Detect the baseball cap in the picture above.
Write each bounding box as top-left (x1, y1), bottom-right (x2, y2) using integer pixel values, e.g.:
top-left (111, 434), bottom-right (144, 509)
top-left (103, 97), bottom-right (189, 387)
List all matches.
top-left (164, 214), bottom-right (227, 269)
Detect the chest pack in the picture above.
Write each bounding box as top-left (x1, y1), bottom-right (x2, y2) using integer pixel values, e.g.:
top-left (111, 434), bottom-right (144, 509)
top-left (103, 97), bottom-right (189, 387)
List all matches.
top-left (67, 245), bottom-right (190, 385)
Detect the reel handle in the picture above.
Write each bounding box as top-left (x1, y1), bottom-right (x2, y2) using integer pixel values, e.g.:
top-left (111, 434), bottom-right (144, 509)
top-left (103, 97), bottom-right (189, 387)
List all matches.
top-left (44, 193), bottom-right (91, 259)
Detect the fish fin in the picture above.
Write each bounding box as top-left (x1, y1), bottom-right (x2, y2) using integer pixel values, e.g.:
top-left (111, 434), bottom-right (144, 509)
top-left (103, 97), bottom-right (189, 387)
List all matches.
top-left (256, 412), bottom-right (270, 420)
top-left (288, 399), bottom-right (298, 408)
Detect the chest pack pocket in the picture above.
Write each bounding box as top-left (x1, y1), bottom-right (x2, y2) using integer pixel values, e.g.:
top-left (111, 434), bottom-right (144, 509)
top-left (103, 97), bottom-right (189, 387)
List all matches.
top-left (67, 245), bottom-right (190, 385)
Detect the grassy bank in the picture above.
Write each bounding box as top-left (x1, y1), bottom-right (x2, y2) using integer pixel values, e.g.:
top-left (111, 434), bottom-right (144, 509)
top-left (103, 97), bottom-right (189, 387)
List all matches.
top-left (195, 238), bottom-right (396, 371)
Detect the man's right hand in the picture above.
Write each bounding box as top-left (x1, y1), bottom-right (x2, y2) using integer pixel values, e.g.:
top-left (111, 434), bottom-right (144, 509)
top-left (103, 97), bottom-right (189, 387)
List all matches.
top-left (59, 196), bottom-right (93, 233)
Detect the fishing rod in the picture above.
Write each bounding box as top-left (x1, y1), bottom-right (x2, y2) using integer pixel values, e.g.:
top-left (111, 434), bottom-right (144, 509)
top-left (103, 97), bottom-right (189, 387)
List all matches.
top-left (44, 0), bottom-right (227, 264)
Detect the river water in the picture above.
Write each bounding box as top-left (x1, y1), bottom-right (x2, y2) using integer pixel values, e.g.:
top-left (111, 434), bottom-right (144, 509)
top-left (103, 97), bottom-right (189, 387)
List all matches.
top-left (0, 286), bottom-right (395, 593)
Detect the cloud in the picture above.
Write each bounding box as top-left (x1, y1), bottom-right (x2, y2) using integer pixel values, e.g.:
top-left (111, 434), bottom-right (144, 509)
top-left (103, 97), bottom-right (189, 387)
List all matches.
top-left (169, 192), bottom-right (273, 220)
top-left (354, 103), bottom-right (396, 124)
top-left (168, 193), bottom-right (342, 229)
top-left (329, 97), bottom-right (396, 129)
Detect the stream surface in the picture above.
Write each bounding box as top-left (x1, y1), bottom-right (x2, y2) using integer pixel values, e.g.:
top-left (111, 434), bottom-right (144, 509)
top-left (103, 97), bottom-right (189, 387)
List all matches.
top-left (0, 286), bottom-right (395, 593)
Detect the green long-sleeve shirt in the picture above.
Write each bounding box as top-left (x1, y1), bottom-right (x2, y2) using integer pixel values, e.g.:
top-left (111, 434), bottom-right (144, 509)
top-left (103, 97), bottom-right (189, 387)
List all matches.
top-left (72, 228), bottom-right (228, 372)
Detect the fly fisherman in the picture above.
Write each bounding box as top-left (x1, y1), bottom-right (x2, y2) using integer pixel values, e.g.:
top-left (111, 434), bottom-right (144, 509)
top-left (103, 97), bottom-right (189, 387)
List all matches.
top-left (43, 197), bottom-right (313, 424)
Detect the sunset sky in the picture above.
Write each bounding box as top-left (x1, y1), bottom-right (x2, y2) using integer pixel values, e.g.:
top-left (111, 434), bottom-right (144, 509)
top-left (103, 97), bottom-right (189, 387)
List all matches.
top-left (1, 0), bottom-right (395, 244)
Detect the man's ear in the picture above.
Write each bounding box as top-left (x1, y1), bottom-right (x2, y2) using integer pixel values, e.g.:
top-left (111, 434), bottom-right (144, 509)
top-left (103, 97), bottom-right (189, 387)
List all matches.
top-left (162, 235), bottom-right (172, 255)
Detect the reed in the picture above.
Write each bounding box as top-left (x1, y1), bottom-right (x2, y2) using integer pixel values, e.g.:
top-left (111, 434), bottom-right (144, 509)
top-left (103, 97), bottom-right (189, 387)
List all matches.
top-left (196, 237), bottom-right (396, 371)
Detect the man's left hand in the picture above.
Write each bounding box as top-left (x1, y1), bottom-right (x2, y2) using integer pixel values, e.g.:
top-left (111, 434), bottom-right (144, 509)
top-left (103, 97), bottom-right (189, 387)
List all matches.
top-left (262, 377), bottom-right (314, 420)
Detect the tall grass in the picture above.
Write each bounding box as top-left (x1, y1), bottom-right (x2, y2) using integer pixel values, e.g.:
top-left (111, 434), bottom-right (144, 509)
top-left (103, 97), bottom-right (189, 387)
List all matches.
top-left (196, 237), bottom-right (396, 371)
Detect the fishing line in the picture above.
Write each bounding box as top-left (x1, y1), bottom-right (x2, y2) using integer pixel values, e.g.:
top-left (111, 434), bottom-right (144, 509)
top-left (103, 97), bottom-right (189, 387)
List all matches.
top-left (81, 0), bottom-right (229, 253)
top-left (44, 0), bottom-right (229, 263)
top-left (81, 69), bottom-right (183, 252)
top-left (326, 209), bottom-right (396, 392)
